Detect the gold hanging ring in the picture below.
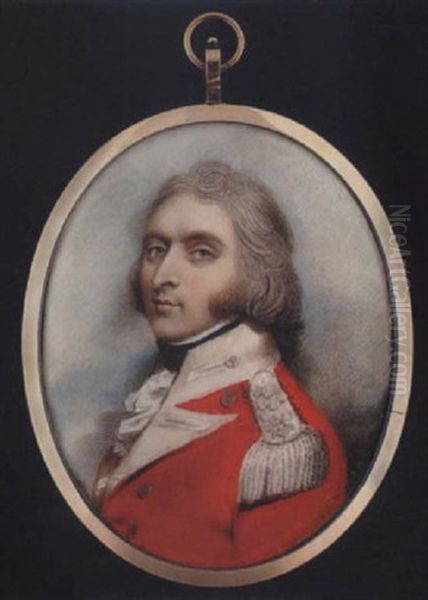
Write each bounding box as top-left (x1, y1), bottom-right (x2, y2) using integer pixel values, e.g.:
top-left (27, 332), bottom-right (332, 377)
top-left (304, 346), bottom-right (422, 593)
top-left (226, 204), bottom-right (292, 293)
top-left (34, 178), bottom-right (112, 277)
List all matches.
top-left (183, 12), bottom-right (245, 71)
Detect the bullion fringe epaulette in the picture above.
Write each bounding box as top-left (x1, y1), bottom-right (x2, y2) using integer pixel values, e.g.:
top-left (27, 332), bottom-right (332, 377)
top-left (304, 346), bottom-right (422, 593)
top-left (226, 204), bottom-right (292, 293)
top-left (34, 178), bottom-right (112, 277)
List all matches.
top-left (239, 370), bottom-right (328, 505)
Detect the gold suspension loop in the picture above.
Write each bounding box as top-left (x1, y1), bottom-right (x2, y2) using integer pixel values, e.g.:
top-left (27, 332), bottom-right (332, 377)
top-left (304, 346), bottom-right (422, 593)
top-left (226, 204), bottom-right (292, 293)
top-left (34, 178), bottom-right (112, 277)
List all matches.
top-left (183, 12), bottom-right (245, 71)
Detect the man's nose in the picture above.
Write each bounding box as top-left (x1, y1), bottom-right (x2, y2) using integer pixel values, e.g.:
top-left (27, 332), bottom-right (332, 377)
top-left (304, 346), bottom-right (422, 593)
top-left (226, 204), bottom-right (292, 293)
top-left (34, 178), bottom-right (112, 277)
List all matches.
top-left (152, 249), bottom-right (180, 289)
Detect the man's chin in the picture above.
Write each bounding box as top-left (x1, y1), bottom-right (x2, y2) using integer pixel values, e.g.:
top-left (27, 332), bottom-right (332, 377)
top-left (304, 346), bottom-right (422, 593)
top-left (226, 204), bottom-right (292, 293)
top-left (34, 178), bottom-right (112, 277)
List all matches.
top-left (150, 322), bottom-right (192, 345)
top-left (155, 333), bottom-right (186, 344)
top-left (151, 323), bottom-right (214, 345)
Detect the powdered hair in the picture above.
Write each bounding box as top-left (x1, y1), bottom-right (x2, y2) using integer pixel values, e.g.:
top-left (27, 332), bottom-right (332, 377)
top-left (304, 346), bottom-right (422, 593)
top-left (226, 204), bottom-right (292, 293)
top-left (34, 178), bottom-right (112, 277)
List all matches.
top-left (140, 161), bottom-right (303, 362)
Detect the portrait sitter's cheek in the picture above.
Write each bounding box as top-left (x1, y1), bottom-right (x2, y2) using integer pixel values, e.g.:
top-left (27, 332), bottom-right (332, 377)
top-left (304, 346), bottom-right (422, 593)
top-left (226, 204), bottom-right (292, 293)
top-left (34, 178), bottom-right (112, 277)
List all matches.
top-left (140, 193), bottom-right (241, 342)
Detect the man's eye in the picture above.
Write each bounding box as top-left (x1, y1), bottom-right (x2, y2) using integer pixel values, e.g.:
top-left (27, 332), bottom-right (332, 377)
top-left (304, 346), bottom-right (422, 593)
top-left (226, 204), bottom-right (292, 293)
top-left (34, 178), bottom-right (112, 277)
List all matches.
top-left (190, 247), bottom-right (216, 261)
top-left (145, 245), bottom-right (166, 260)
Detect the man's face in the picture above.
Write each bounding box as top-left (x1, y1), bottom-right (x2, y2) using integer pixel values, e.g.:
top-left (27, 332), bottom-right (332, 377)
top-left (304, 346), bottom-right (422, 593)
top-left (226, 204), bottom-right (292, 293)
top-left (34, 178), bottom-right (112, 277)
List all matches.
top-left (140, 193), bottom-right (241, 343)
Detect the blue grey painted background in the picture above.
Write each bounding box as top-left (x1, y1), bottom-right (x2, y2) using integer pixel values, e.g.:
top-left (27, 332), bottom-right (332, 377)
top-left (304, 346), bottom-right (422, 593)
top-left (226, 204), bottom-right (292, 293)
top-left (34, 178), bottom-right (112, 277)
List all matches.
top-left (42, 122), bottom-right (391, 494)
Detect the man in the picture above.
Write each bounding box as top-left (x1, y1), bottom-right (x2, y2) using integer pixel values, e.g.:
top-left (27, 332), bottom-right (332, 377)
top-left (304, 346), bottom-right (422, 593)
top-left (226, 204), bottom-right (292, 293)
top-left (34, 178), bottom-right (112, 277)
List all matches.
top-left (94, 161), bottom-right (347, 568)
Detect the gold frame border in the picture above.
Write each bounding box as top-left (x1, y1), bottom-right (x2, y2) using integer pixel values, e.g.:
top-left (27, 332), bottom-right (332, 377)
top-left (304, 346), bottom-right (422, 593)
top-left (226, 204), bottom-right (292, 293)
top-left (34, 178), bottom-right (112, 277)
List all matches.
top-left (22, 104), bottom-right (413, 587)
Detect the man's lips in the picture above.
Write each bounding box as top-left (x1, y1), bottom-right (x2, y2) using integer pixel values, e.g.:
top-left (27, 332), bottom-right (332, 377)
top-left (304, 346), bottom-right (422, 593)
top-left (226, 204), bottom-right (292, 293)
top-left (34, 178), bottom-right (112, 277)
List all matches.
top-left (152, 298), bottom-right (180, 313)
top-left (153, 298), bottom-right (179, 307)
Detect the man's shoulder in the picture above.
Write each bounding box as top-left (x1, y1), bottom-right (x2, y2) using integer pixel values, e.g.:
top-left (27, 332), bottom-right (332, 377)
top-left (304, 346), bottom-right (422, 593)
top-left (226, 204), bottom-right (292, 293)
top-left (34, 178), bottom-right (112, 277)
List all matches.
top-left (238, 362), bottom-right (347, 507)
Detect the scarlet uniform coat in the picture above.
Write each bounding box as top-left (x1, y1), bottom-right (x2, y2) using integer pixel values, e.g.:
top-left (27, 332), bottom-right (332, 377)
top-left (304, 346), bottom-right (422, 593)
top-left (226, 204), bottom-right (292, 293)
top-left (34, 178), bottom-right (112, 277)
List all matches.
top-left (98, 324), bottom-right (347, 568)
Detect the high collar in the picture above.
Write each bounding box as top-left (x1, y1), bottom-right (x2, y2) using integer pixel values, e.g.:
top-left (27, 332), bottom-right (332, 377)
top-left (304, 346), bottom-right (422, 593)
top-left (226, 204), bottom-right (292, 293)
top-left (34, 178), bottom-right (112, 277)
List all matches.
top-left (157, 320), bottom-right (241, 372)
top-left (174, 322), bottom-right (279, 399)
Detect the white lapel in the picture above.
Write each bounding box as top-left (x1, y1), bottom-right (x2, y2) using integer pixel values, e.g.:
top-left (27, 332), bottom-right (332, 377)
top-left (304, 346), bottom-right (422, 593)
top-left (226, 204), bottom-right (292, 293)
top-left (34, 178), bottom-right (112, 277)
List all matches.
top-left (107, 323), bottom-right (279, 491)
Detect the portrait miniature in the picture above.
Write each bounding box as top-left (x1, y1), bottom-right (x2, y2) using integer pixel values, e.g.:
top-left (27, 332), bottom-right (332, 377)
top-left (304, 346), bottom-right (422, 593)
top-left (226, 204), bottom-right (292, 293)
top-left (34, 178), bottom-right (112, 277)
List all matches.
top-left (92, 161), bottom-right (347, 567)
top-left (25, 113), bottom-right (406, 584)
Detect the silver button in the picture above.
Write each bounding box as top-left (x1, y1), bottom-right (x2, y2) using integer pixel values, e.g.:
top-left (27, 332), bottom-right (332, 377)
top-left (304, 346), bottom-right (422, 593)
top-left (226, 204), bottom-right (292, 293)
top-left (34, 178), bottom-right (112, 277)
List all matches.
top-left (225, 355), bottom-right (239, 368)
top-left (137, 483), bottom-right (153, 499)
top-left (220, 391), bottom-right (237, 408)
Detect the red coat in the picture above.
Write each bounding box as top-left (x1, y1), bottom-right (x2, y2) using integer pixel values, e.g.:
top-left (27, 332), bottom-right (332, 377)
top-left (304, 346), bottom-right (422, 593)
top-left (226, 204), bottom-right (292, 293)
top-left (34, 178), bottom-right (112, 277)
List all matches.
top-left (101, 362), bottom-right (347, 568)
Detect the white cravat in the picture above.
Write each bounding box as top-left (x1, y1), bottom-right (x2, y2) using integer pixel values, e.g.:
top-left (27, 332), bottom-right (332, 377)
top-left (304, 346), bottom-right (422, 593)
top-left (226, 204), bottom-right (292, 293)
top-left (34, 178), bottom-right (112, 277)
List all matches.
top-left (113, 368), bottom-right (175, 457)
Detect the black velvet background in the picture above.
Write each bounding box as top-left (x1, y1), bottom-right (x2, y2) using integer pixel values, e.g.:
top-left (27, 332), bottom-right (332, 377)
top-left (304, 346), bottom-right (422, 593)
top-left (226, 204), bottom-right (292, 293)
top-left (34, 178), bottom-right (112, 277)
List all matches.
top-left (1, 1), bottom-right (427, 597)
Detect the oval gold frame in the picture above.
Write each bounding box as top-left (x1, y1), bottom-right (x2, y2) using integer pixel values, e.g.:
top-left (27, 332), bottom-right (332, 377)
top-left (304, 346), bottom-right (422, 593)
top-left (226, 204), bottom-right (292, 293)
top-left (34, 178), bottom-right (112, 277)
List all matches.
top-left (22, 104), bottom-right (413, 587)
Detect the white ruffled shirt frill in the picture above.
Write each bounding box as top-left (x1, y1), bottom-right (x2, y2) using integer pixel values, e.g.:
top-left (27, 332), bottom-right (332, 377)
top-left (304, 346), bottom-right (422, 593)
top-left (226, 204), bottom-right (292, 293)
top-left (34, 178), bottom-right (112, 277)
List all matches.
top-left (113, 369), bottom-right (175, 457)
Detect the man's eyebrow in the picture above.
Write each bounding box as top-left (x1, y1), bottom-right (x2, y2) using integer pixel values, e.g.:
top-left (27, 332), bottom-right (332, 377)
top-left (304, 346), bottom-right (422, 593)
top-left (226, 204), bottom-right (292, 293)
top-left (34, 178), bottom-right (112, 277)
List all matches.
top-left (142, 232), bottom-right (170, 246)
top-left (182, 231), bottom-right (226, 247)
top-left (142, 230), bottom-right (227, 248)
